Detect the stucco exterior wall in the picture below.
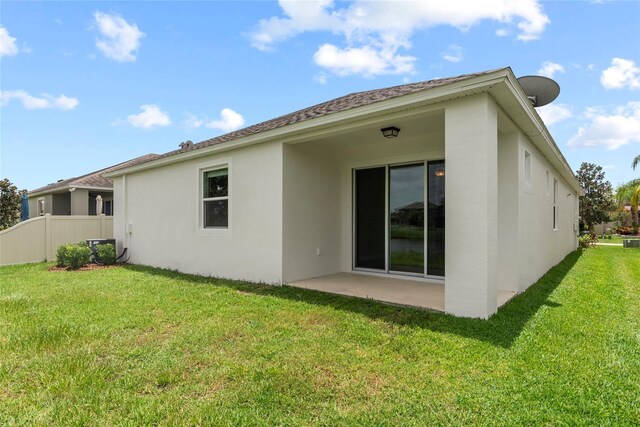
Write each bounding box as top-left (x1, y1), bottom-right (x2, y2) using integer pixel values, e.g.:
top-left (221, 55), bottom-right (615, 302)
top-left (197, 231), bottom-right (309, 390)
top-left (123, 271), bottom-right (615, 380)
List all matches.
top-left (497, 131), bottom-right (520, 293)
top-left (114, 141), bottom-right (284, 283)
top-left (282, 143), bottom-right (342, 283)
top-left (52, 193), bottom-right (71, 215)
top-left (518, 133), bottom-right (578, 292)
top-left (445, 94), bottom-right (498, 318)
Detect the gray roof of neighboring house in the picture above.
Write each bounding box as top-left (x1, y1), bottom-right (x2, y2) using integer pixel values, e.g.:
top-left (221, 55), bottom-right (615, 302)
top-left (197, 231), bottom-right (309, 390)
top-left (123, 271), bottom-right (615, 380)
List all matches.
top-left (134, 68), bottom-right (503, 167)
top-left (29, 153), bottom-right (159, 195)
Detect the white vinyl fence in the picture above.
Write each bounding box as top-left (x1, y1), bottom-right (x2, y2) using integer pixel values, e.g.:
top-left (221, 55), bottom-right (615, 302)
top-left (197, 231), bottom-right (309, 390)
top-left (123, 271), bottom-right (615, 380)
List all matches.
top-left (0, 214), bottom-right (113, 266)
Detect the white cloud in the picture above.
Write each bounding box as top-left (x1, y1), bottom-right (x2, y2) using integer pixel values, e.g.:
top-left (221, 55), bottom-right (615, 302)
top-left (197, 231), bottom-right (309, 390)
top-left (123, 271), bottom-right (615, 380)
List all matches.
top-left (568, 102), bottom-right (640, 150)
top-left (182, 108), bottom-right (245, 132)
top-left (249, 0), bottom-right (549, 77)
top-left (314, 43), bottom-right (415, 77)
top-left (126, 105), bottom-right (171, 129)
top-left (0, 26), bottom-right (19, 57)
top-left (183, 113), bottom-right (205, 130)
top-left (601, 58), bottom-right (640, 90)
top-left (314, 72), bottom-right (328, 85)
top-left (538, 61), bottom-right (564, 78)
top-left (442, 44), bottom-right (463, 63)
top-left (0, 90), bottom-right (79, 110)
top-left (537, 104), bottom-right (572, 126)
top-left (94, 11), bottom-right (144, 62)
top-left (495, 28), bottom-right (510, 37)
top-left (206, 108), bottom-right (245, 132)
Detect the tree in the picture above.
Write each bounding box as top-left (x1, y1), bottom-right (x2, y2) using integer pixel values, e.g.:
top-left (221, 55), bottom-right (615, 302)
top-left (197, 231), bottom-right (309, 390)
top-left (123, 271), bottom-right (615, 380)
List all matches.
top-left (633, 154), bottom-right (640, 171)
top-left (575, 162), bottom-right (615, 232)
top-left (0, 178), bottom-right (27, 230)
top-left (615, 178), bottom-right (640, 230)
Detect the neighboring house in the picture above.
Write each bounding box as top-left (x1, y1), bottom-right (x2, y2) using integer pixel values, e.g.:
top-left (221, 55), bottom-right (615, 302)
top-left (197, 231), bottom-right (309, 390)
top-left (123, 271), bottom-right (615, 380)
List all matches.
top-left (28, 154), bottom-right (158, 218)
top-left (106, 68), bottom-right (584, 319)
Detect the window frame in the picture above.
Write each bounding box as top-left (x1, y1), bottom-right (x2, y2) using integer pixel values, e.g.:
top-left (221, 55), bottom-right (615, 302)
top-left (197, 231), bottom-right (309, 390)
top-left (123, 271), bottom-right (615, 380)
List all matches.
top-left (37, 198), bottom-right (45, 216)
top-left (197, 159), bottom-right (232, 236)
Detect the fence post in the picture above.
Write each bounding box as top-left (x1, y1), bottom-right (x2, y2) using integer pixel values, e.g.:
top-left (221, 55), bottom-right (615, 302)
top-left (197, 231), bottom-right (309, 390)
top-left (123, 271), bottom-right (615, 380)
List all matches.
top-left (45, 214), bottom-right (53, 261)
top-left (100, 214), bottom-right (106, 238)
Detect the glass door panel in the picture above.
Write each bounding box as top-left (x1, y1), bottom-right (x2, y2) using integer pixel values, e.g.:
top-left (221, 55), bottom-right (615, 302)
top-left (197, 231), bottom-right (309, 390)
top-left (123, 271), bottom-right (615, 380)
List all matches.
top-left (427, 161), bottom-right (445, 276)
top-left (389, 164), bottom-right (424, 274)
top-left (355, 167), bottom-right (386, 270)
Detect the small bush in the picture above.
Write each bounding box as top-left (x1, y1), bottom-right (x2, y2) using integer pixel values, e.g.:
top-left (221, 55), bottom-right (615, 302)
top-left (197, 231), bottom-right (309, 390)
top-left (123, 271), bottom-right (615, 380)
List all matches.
top-left (578, 234), bottom-right (597, 249)
top-left (615, 226), bottom-right (636, 235)
top-left (55, 244), bottom-right (73, 267)
top-left (64, 244), bottom-right (91, 269)
top-left (95, 244), bottom-right (116, 265)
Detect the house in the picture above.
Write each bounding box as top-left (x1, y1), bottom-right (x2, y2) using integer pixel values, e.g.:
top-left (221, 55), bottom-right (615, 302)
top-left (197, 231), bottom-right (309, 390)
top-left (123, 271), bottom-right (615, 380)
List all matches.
top-left (28, 154), bottom-right (158, 218)
top-left (106, 68), bottom-right (583, 319)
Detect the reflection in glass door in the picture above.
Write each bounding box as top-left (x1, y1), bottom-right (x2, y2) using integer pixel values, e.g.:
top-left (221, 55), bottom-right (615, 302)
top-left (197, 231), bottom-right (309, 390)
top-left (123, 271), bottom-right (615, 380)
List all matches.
top-left (354, 167), bottom-right (386, 270)
top-left (354, 160), bottom-right (444, 278)
top-left (389, 164), bottom-right (424, 274)
top-left (427, 161), bottom-right (445, 276)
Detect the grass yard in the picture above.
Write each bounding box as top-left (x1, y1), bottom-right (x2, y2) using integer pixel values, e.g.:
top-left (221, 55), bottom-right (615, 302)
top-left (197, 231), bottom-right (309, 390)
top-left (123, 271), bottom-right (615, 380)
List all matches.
top-left (604, 235), bottom-right (640, 244)
top-left (1, 247), bottom-right (639, 425)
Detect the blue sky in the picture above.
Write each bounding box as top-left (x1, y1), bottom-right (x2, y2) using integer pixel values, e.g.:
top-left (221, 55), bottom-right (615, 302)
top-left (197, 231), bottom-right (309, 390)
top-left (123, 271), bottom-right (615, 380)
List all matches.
top-left (1, 0), bottom-right (639, 191)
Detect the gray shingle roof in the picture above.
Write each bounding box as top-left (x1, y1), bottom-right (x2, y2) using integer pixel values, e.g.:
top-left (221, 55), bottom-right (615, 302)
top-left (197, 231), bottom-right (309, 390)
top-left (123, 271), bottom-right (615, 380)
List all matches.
top-left (29, 153), bottom-right (159, 194)
top-left (138, 69), bottom-right (504, 167)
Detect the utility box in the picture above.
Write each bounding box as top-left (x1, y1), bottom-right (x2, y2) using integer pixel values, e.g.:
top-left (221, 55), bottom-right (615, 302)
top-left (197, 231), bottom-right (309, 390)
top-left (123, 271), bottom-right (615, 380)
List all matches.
top-left (86, 239), bottom-right (116, 249)
top-left (623, 239), bottom-right (640, 248)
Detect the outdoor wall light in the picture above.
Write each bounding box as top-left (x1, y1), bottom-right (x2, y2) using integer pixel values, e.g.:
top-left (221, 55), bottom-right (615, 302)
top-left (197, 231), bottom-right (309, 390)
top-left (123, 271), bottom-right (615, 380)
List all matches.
top-left (434, 168), bottom-right (445, 177)
top-left (381, 126), bottom-right (400, 138)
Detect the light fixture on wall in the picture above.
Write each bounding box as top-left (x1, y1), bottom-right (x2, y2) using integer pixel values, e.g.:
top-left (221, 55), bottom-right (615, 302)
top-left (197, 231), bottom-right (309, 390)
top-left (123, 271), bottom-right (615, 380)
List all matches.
top-left (434, 168), bottom-right (445, 177)
top-left (381, 126), bottom-right (400, 138)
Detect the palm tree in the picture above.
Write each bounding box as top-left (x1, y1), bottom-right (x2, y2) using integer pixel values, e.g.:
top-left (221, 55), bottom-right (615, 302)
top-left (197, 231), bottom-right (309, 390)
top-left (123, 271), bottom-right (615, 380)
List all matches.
top-left (633, 155), bottom-right (640, 170)
top-left (615, 178), bottom-right (640, 230)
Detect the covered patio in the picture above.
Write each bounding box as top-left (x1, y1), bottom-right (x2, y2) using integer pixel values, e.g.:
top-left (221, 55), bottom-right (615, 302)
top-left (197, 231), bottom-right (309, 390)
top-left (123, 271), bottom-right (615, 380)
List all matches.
top-left (289, 273), bottom-right (517, 313)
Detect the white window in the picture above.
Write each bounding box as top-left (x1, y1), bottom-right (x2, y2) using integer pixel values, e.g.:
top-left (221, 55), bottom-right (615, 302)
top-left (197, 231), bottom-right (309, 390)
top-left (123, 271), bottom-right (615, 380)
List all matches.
top-left (553, 178), bottom-right (558, 230)
top-left (37, 198), bottom-right (45, 216)
top-left (524, 150), bottom-right (532, 185)
top-left (202, 167), bottom-right (229, 228)
top-left (545, 170), bottom-right (550, 194)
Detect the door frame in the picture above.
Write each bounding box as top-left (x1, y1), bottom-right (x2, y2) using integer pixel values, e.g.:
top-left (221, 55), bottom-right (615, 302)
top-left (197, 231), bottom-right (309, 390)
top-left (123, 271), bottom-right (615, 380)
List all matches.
top-left (351, 159), bottom-right (444, 280)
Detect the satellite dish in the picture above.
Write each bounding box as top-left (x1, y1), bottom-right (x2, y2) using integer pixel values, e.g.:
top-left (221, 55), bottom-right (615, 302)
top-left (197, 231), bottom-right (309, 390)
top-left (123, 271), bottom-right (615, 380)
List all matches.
top-left (517, 75), bottom-right (560, 107)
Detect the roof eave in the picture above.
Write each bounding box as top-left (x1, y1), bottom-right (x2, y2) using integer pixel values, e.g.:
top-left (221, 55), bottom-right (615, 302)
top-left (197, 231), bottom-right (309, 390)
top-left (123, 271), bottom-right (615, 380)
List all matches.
top-left (106, 67), bottom-right (583, 196)
top-left (106, 69), bottom-right (513, 178)
top-left (29, 185), bottom-right (113, 198)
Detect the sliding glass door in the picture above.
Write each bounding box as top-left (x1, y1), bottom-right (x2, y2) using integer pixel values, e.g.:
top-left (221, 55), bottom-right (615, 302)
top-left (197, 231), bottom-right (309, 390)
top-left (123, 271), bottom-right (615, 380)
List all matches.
top-left (354, 167), bottom-right (386, 270)
top-left (354, 161), bottom-right (445, 277)
top-left (389, 164), bottom-right (424, 274)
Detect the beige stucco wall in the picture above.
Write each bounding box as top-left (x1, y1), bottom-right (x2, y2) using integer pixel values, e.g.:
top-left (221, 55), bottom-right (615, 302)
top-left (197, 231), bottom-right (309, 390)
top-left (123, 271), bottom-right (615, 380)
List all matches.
top-left (114, 141), bottom-right (284, 283)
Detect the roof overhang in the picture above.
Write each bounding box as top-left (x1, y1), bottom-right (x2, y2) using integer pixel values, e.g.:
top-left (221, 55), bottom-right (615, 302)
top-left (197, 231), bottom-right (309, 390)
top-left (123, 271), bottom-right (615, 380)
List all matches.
top-left (29, 185), bottom-right (113, 198)
top-left (106, 68), bottom-right (583, 195)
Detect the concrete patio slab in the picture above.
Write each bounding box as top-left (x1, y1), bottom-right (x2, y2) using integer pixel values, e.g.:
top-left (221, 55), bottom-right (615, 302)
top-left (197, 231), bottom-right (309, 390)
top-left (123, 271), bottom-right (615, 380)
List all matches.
top-left (290, 273), bottom-right (517, 313)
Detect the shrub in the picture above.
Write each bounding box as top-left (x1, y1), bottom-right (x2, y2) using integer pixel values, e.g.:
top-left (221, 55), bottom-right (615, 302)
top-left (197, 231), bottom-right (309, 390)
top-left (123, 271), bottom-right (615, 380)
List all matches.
top-left (615, 226), bottom-right (637, 235)
top-left (95, 244), bottom-right (116, 265)
top-left (578, 234), bottom-right (597, 249)
top-left (55, 244), bottom-right (72, 267)
top-left (64, 244), bottom-right (91, 269)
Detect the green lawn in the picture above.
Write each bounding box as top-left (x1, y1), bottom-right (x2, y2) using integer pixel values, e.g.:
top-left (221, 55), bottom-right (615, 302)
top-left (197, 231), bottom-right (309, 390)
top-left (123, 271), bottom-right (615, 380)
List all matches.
top-left (603, 235), bottom-right (640, 244)
top-left (1, 247), bottom-right (639, 425)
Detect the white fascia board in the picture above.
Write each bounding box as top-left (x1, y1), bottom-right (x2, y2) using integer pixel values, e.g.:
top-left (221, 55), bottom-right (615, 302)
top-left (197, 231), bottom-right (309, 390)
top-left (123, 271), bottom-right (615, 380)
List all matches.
top-left (104, 66), bottom-right (581, 196)
top-left (496, 74), bottom-right (584, 196)
top-left (29, 186), bottom-right (113, 198)
top-left (106, 69), bottom-right (512, 178)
